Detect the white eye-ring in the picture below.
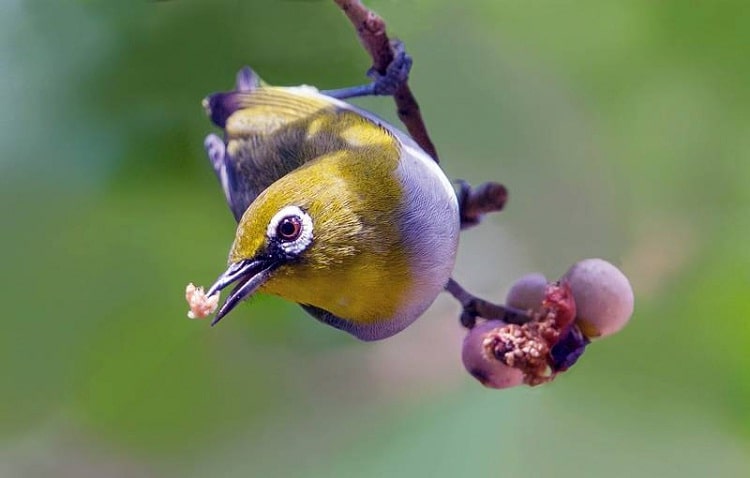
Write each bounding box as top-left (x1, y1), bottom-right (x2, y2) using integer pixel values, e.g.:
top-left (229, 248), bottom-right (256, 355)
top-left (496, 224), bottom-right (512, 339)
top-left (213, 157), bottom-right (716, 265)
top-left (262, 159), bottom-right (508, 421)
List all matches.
top-left (267, 205), bottom-right (314, 256)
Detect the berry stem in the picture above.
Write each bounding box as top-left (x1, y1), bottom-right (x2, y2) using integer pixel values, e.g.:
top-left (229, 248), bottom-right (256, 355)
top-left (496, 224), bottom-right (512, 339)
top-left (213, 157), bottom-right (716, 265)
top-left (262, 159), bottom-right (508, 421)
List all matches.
top-left (445, 278), bottom-right (533, 328)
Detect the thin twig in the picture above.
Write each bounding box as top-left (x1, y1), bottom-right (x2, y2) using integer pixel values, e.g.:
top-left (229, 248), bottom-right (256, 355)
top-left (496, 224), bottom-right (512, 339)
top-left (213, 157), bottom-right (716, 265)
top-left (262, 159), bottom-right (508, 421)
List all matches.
top-left (445, 278), bottom-right (533, 328)
top-left (457, 181), bottom-right (508, 229)
top-left (332, 0), bottom-right (439, 162)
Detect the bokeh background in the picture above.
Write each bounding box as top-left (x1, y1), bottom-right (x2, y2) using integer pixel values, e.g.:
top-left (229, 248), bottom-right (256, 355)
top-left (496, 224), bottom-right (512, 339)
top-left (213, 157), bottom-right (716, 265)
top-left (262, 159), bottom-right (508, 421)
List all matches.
top-left (2, 1), bottom-right (749, 476)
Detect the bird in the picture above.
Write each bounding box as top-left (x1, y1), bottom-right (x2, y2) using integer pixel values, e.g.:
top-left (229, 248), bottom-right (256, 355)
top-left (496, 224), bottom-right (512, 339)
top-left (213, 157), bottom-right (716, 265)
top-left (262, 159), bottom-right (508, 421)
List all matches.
top-left (201, 66), bottom-right (460, 341)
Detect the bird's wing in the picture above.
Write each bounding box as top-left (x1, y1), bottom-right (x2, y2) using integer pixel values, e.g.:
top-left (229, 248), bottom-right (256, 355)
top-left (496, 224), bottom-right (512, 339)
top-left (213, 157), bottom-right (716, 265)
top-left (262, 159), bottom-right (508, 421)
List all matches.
top-left (203, 69), bottom-right (401, 222)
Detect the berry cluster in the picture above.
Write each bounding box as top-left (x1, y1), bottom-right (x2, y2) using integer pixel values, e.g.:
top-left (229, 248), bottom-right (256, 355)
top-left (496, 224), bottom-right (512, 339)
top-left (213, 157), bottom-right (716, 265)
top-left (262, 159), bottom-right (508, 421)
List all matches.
top-left (462, 258), bottom-right (634, 388)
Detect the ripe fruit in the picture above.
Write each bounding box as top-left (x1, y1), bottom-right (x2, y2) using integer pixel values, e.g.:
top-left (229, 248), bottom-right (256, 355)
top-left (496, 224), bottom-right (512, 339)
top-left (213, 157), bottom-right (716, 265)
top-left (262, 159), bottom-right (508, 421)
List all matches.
top-left (505, 273), bottom-right (547, 313)
top-left (562, 258), bottom-right (634, 338)
top-left (462, 320), bottom-right (524, 389)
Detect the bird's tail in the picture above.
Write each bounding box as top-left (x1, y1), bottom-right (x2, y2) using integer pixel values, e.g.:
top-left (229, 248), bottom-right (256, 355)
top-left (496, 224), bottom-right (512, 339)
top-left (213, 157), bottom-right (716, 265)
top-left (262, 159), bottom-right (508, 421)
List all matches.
top-left (202, 67), bottom-right (265, 128)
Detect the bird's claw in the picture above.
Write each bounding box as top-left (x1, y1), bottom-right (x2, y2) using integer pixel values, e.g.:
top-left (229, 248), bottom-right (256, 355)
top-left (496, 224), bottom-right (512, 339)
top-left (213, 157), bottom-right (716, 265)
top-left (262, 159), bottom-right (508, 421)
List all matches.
top-left (320, 41), bottom-right (412, 100)
top-left (367, 40), bottom-right (412, 96)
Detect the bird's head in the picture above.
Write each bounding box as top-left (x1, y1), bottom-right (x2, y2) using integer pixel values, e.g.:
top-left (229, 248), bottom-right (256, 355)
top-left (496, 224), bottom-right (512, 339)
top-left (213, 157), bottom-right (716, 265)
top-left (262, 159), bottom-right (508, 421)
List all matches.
top-left (206, 151), bottom-right (410, 327)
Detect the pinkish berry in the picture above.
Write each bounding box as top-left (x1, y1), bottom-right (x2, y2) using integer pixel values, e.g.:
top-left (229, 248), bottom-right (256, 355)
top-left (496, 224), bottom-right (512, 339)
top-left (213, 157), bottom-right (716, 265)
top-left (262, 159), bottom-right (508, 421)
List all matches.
top-left (562, 258), bottom-right (634, 338)
top-left (506, 273), bottom-right (547, 313)
top-left (462, 320), bottom-right (525, 389)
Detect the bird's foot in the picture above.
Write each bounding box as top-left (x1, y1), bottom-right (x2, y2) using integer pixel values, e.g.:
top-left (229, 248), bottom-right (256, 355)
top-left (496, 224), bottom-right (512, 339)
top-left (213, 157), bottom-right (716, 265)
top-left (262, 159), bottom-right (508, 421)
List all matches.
top-left (322, 40), bottom-right (412, 100)
top-left (367, 40), bottom-right (412, 95)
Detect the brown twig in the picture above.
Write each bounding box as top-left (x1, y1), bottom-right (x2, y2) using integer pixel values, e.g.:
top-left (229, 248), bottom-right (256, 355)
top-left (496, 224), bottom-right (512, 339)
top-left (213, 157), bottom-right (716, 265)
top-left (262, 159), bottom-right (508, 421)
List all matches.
top-left (445, 278), bottom-right (533, 328)
top-left (332, 0), bottom-right (439, 162)
top-left (457, 181), bottom-right (508, 230)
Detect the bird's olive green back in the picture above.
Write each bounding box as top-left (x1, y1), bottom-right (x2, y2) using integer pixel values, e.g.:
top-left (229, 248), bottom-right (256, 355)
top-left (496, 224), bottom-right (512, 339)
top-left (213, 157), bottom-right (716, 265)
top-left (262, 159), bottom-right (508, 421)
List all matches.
top-left (219, 86), bottom-right (400, 221)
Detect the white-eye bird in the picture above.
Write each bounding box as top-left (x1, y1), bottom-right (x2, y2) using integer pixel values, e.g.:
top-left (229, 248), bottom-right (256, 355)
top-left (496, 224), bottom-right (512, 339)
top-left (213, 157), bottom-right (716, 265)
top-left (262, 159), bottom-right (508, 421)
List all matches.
top-left (202, 67), bottom-right (459, 340)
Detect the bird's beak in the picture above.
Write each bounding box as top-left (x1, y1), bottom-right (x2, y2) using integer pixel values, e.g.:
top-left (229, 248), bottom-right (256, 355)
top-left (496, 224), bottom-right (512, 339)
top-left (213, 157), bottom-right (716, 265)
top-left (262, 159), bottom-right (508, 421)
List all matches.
top-left (206, 258), bottom-right (278, 326)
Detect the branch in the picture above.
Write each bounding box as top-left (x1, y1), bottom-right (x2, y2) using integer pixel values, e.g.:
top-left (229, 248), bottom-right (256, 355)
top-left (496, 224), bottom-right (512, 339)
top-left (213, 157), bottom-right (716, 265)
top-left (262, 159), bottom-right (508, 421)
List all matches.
top-left (456, 181), bottom-right (508, 230)
top-left (445, 278), bottom-right (532, 328)
top-left (332, 0), bottom-right (439, 162)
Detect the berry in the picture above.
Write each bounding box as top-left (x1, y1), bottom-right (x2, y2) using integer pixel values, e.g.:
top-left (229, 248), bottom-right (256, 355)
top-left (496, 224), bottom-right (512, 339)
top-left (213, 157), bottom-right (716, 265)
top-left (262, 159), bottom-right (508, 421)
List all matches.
top-left (562, 258), bottom-right (634, 338)
top-left (462, 320), bottom-right (524, 389)
top-left (549, 324), bottom-right (589, 371)
top-left (506, 273), bottom-right (547, 313)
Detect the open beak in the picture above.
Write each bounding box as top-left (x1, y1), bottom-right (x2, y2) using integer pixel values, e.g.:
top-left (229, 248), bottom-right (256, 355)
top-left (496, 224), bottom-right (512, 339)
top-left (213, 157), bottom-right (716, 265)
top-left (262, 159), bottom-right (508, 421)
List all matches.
top-left (206, 258), bottom-right (279, 326)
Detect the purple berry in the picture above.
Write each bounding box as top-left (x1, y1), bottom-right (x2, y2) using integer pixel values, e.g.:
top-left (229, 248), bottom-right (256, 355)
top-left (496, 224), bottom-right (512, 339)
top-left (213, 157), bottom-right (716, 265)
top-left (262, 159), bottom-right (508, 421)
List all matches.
top-left (462, 320), bottom-right (525, 389)
top-left (549, 324), bottom-right (589, 372)
top-left (562, 258), bottom-right (634, 338)
top-left (506, 273), bottom-right (547, 313)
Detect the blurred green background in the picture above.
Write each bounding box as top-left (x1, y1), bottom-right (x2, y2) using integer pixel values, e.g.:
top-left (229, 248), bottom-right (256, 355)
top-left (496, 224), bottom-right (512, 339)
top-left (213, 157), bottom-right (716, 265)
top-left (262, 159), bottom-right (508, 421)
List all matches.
top-left (2, 1), bottom-right (749, 476)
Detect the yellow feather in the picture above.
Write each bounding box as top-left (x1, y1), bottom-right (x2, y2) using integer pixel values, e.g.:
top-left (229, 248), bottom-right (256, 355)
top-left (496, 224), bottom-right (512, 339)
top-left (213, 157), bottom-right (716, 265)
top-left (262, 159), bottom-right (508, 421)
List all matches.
top-left (230, 135), bottom-right (412, 324)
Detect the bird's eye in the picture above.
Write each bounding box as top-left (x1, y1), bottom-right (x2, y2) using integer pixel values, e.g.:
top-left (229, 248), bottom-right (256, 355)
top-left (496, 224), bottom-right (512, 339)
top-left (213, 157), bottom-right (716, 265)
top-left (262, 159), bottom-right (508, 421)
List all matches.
top-left (276, 216), bottom-right (302, 241)
top-left (267, 206), bottom-right (313, 256)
